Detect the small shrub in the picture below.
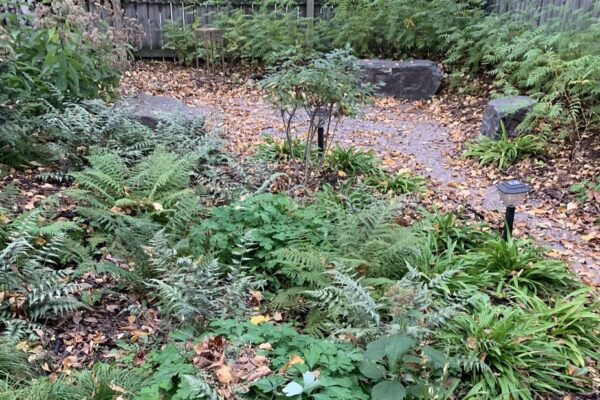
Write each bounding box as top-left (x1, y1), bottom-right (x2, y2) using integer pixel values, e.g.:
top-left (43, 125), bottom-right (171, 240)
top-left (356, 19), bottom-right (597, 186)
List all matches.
top-left (456, 237), bottom-right (579, 296)
top-left (255, 136), bottom-right (312, 161)
top-left (441, 298), bottom-right (591, 400)
top-left (326, 145), bottom-right (380, 176)
top-left (0, 0), bottom-right (140, 106)
top-left (464, 127), bottom-right (544, 169)
top-left (210, 319), bottom-right (369, 399)
top-left (216, 0), bottom-right (311, 64)
top-left (189, 193), bottom-right (329, 276)
top-left (162, 17), bottom-right (203, 66)
top-left (364, 169), bottom-right (426, 194)
top-left (261, 48), bottom-right (374, 183)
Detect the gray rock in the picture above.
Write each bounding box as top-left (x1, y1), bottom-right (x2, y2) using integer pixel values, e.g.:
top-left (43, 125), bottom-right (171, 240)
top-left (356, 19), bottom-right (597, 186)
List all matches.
top-left (121, 93), bottom-right (207, 129)
top-left (357, 59), bottom-right (443, 100)
top-left (481, 96), bottom-right (536, 139)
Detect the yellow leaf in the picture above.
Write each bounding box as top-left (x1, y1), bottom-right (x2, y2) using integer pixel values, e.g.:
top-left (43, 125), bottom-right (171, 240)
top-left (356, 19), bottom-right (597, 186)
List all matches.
top-left (581, 232), bottom-right (597, 242)
top-left (109, 383), bottom-right (127, 393)
top-left (250, 315), bottom-right (270, 325)
top-left (280, 354), bottom-right (305, 373)
top-left (216, 365), bottom-right (233, 384)
top-left (16, 341), bottom-right (29, 351)
top-left (337, 170), bottom-right (347, 178)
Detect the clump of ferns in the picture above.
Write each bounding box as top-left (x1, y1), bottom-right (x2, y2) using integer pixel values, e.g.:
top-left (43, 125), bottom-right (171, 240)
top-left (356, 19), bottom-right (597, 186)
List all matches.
top-left (145, 231), bottom-right (263, 328)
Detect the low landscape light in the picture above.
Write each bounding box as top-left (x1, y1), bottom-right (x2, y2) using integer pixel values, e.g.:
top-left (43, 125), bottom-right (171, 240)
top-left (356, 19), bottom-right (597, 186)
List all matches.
top-left (496, 179), bottom-right (530, 240)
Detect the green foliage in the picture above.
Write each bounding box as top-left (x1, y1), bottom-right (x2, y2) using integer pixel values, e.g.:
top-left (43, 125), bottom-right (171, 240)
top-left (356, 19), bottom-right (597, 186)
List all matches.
top-left (69, 148), bottom-right (202, 275)
top-left (0, 4), bottom-right (121, 106)
top-left (456, 237), bottom-right (579, 296)
top-left (261, 48), bottom-right (374, 182)
top-left (440, 298), bottom-right (592, 400)
top-left (210, 320), bottom-right (369, 399)
top-left (216, 0), bottom-right (314, 64)
top-left (570, 177), bottom-right (600, 203)
top-left (444, 8), bottom-right (600, 148)
top-left (326, 145), bottom-right (380, 176)
top-left (464, 127), bottom-right (544, 169)
top-left (0, 363), bottom-right (151, 400)
top-left (255, 136), bottom-right (313, 161)
top-left (138, 333), bottom-right (217, 399)
top-left (0, 203), bottom-right (89, 324)
top-left (146, 231), bottom-right (260, 327)
top-left (2, 99), bottom-right (216, 169)
top-left (162, 17), bottom-right (203, 66)
top-left (362, 333), bottom-right (455, 400)
top-left (364, 169), bottom-right (426, 194)
top-left (190, 193), bottom-right (329, 285)
top-left (322, 0), bottom-right (483, 58)
top-left (0, 339), bottom-right (34, 386)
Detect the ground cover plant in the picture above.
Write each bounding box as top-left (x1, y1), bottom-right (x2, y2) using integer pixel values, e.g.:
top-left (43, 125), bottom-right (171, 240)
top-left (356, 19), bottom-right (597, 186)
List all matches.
top-left (1, 0), bottom-right (599, 399)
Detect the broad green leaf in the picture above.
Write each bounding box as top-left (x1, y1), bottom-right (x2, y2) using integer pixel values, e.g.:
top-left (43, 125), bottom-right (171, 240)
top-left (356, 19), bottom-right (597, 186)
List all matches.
top-left (372, 380), bottom-right (406, 400)
top-left (385, 334), bottom-right (416, 366)
top-left (358, 359), bottom-right (385, 380)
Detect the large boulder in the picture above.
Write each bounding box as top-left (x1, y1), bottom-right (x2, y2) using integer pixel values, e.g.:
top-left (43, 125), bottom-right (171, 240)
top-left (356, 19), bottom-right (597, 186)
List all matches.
top-left (481, 96), bottom-right (536, 139)
top-left (357, 59), bottom-right (443, 100)
top-left (121, 93), bottom-right (207, 129)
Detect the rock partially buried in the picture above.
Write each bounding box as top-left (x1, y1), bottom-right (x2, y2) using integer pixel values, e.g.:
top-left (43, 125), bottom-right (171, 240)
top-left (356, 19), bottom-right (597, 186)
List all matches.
top-left (357, 59), bottom-right (443, 100)
top-left (481, 96), bottom-right (536, 139)
top-left (121, 93), bottom-right (207, 129)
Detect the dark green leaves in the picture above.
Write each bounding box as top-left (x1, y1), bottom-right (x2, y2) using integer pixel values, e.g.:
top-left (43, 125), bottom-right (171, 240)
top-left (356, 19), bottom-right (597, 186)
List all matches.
top-left (372, 380), bottom-right (406, 400)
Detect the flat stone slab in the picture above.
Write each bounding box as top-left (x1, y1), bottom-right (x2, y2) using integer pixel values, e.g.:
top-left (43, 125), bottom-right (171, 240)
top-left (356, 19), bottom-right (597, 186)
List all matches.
top-left (121, 93), bottom-right (207, 129)
top-left (481, 96), bottom-right (536, 139)
top-left (357, 59), bottom-right (443, 100)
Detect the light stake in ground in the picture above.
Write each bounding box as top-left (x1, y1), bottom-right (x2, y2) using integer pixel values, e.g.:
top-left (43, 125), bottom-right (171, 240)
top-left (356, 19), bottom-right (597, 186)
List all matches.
top-left (496, 179), bottom-right (530, 241)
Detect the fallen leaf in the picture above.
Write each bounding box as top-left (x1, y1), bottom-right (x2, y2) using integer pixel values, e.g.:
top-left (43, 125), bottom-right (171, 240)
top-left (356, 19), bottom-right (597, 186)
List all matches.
top-left (250, 315), bottom-right (270, 325)
top-left (280, 354), bottom-right (304, 373)
top-left (216, 365), bottom-right (233, 384)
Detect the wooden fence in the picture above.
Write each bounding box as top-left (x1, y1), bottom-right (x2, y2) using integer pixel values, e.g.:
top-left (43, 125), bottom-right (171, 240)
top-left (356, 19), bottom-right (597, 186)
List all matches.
top-left (488, 0), bottom-right (600, 25)
top-left (83, 0), bottom-right (330, 56)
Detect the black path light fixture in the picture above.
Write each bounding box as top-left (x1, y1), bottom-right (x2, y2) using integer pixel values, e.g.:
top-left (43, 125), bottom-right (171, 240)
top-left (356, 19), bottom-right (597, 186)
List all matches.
top-left (314, 107), bottom-right (331, 155)
top-left (496, 179), bottom-right (531, 241)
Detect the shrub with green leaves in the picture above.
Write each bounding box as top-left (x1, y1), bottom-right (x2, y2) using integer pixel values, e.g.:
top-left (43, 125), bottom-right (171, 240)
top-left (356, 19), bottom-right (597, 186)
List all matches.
top-left (364, 169), bottom-right (426, 194)
top-left (444, 7), bottom-right (600, 152)
top-left (261, 48), bottom-right (374, 183)
top-left (190, 193), bottom-right (329, 273)
top-left (215, 0), bottom-right (313, 64)
top-left (464, 127), bottom-right (544, 169)
top-left (322, 0), bottom-right (483, 58)
top-left (210, 320), bottom-right (369, 399)
top-left (0, 2), bottom-right (124, 106)
top-left (456, 237), bottom-right (578, 296)
top-left (162, 17), bottom-right (203, 66)
top-left (440, 298), bottom-right (592, 400)
top-left (326, 145), bottom-right (381, 176)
